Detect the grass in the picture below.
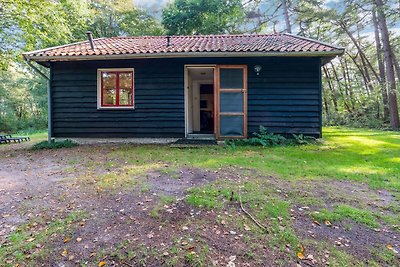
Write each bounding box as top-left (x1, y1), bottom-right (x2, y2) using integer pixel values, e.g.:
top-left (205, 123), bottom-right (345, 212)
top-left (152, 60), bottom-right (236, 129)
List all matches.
top-left (5, 126), bottom-right (399, 266)
top-left (150, 194), bottom-right (176, 218)
top-left (312, 204), bottom-right (380, 228)
top-left (111, 127), bottom-right (400, 191)
top-left (95, 163), bottom-right (161, 191)
top-left (0, 210), bottom-right (86, 266)
top-left (186, 183), bottom-right (234, 209)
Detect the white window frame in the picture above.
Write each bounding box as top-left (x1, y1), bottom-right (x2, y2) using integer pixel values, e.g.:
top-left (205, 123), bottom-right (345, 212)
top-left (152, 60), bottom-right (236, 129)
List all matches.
top-left (97, 68), bottom-right (135, 110)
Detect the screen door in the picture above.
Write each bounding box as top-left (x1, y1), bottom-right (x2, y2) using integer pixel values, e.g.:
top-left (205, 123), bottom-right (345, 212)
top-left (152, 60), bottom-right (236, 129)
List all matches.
top-left (216, 65), bottom-right (247, 139)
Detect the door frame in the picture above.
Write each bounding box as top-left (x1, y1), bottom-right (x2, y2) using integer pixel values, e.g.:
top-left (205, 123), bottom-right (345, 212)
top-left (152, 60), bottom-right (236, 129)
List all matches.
top-left (215, 65), bottom-right (248, 140)
top-left (184, 64), bottom-right (248, 139)
top-left (184, 64), bottom-right (216, 137)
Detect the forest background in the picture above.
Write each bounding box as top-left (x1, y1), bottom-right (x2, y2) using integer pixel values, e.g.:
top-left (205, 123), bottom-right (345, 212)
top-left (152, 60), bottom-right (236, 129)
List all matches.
top-left (1, 0), bottom-right (399, 133)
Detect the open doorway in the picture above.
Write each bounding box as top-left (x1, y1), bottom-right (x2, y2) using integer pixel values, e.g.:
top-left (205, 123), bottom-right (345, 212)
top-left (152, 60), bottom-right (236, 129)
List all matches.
top-left (185, 66), bottom-right (215, 137)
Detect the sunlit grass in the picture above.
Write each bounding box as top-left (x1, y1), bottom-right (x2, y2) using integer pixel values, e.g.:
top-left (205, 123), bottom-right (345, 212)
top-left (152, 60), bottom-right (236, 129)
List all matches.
top-left (312, 204), bottom-right (380, 228)
top-left (111, 127), bottom-right (400, 191)
top-left (96, 163), bottom-right (162, 190)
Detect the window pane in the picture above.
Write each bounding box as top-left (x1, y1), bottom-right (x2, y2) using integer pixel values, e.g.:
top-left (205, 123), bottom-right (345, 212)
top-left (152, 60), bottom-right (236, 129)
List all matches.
top-left (220, 68), bottom-right (244, 89)
top-left (102, 72), bottom-right (117, 105)
top-left (220, 92), bottom-right (243, 113)
top-left (220, 115), bottom-right (244, 136)
top-left (119, 72), bottom-right (133, 105)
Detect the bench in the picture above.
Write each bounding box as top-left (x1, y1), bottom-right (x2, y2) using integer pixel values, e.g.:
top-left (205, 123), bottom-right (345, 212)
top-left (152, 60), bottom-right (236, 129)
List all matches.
top-left (0, 135), bottom-right (30, 144)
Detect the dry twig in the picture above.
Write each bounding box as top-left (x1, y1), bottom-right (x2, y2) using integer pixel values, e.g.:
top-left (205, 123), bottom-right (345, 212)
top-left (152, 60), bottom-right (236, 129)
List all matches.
top-left (238, 189), bottom-right (268, 232)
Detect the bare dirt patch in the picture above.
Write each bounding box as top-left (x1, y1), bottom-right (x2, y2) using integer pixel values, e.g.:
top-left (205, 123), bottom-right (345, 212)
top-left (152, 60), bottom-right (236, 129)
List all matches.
top-left (146, 168), bottom-right (217, 197)
top-left (1, 145), bottom-right (399, 266)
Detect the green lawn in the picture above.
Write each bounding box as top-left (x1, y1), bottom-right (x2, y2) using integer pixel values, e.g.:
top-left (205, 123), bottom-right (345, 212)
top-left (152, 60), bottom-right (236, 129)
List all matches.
top-left (2, 126), bottom-right (398, 266)
top-left (112, 127), bottom-right (400, 191)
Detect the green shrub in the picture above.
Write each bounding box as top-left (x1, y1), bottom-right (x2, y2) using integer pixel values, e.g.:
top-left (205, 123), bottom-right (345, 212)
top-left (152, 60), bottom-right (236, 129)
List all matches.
top-left (291, 134), bottom-right (316, 145)
top-left (31, 139), bottom-right (78, 150)
top-left (225, 126), bottom-right (316, 147)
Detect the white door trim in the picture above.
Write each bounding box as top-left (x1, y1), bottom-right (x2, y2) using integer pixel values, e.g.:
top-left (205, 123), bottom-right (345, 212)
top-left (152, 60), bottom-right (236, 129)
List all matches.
top-left (184, 65), bottom-right (216, 137)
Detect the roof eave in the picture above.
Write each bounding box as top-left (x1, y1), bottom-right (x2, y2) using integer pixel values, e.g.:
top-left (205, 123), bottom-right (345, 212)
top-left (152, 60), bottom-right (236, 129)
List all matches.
top-left (24, 50), bottom-right (345, 63)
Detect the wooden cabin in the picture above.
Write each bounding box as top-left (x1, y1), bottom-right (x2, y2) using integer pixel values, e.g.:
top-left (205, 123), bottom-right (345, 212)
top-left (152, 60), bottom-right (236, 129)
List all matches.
top-left (23, 33), bottom-right (343, 140)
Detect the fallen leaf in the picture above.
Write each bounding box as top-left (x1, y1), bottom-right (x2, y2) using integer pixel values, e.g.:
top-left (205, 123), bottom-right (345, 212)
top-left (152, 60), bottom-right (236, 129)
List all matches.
top-left (64, 237), bottom-right (71, 243)
top-left (147, 232), bottom-right (154, 239)
top-left (229, 255), bottom-right (236, 261)
top-left (297, 252), bottom-right (305, 260)
top-left (26, 237), bottom-right (35, 242)
top-left (244, 224), bottom-right (251, 231)
top-left (163, 252), bottom-right (169, 256)
top-left (324, 220), bottom-right (332, 226)
top-left (306, 254), bottom-right (315, 261)
top-left (387, 244), bottom-right (399, 254)
top-left (61, 249), bottom-right (68, 257)
top-left (98, 261), bottom-right (107, 267)
top-left (313, 220), bottom-right (321, 226)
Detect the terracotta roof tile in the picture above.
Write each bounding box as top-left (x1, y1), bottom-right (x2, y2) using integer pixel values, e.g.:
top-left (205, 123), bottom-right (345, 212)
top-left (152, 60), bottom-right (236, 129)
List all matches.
top-left (24, 33), bottom-right (344, 61)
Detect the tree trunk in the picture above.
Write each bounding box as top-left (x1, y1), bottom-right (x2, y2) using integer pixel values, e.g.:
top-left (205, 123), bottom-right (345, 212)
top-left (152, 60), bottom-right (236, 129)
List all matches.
top-left (372, 8), bottom-right (389, 121)
top-left (323, 94), bottom-right (330, 120)
top-left (323, 66), bottom-right (338, 112)
top-left (391, 50), bottom-right (400, 82)
top-left (330, 62), bottom-right (352, 113)
top-left (338, 21), bottom-right (380, 82)
top-left (374, 0), bottom-right (400, 130)
top-left (340, 57), bottom-right (356, 111)
top-left (282, 0), bottom-right (291, 33)
top-left (347, 52), bottom-right (371, 95)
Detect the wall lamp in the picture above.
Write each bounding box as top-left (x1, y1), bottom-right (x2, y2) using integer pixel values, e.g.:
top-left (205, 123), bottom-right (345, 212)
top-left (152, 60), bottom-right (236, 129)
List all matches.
top-left (254, 65), bottom-right (262, 75)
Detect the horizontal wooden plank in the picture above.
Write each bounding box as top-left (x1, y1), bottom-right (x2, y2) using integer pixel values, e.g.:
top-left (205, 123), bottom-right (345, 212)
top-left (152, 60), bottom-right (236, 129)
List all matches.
top-left (52, 80), bottom-right (96, 87)
top-left (53, 107), bottom-right (184, 113)
top-left (248, 89), bottom-right (318, 95)
top-left (53, 99), bottom-right (183, 105)
top-left (53, 132), bottom-right (185, 138)
top-left (54, 117), bottom-right (184, 122)
top-left (248, 94), bottom-right (319, 100)
top-left (52, 92), bottom-right (184, 100)
top-left (53, 127), bottom-right (184, 133)
top-left (248, 83), bottom-right (319, 89)
top-left (248, 99), bottom-right (319, 105)
top-left (248, 126), bottom-right (320, 134)
top-left (53, 121), bottom-right (184, 128)
top-left (248, 116), bottom-right (319, 122)
top-left (248, 111), bottom-right (318, 117)
top-left (52, 112), bottom-right (184, 118)
top-left (248, 105), bottom-right (319, 112)
top-left (248, 122), bottom-right (319, 127)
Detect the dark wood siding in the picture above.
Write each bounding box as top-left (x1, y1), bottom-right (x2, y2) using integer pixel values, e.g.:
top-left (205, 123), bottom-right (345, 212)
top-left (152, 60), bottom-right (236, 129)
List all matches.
top-left (50, 57), bottom-right (322, 138)
top-left (246, 57), bottom-right (322, 137)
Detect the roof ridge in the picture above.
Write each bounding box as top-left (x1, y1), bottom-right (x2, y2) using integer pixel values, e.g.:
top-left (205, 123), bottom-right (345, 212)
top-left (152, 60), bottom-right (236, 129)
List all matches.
top-left (23, 33), bottom-right (344, 62)
top-left (283, 33), bottom-right (345, 51)
top-left (109, 33), bottom-right (281, 39)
